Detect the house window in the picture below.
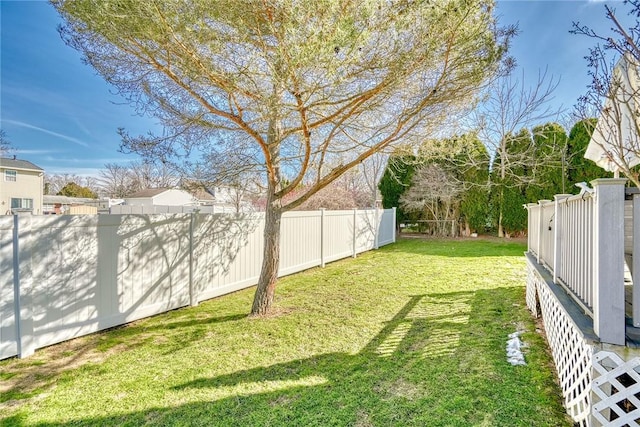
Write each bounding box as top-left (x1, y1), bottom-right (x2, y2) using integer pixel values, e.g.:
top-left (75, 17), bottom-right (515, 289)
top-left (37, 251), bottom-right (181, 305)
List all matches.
top-left (11, 198), bottom-right (33, 209)
top-left (5, 170), bottom-right (16, 182)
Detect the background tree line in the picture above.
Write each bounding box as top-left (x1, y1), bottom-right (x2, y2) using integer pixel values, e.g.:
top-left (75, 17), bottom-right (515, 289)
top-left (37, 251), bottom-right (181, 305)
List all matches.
top-left (379, 118), bottom-right (609, 237)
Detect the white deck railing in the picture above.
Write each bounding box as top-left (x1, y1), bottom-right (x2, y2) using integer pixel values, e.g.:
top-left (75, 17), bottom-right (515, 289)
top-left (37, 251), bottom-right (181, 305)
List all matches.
top-left (525, 179), bottom-right (628, 345)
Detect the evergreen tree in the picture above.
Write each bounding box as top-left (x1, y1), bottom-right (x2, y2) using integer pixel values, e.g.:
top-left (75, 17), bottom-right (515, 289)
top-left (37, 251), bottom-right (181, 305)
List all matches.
top-left (57, 182), bottom-right (98, 199)
top-left (490, 129), bottom-right (532, 235)
top-left (525, 122), bottom-right (567, 201)
top-left (379, 156), bottom-right (416, 228)
top-left (454, 135), bottom-right (490, 234)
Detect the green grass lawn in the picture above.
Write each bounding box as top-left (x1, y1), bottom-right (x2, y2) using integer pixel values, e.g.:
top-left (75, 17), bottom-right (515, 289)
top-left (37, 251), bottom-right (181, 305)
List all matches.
top-left (1, 238), bottom-right (571, 426)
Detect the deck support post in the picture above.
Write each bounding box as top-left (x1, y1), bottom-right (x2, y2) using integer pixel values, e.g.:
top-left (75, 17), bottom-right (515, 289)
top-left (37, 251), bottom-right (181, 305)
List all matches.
top-left (592, 178), bottom-right (627, 345)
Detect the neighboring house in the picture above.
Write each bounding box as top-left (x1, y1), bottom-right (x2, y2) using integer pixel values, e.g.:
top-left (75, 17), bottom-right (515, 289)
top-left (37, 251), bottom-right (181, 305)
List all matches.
top-left (189, 185), bottom-right (216, 206)
top-left (124, 188), bottom-right (198, 207)
top-left (42, 195), bottom-right (118, 215)
top-left (186, 184), bottom-right (243, 212)
top-left (116, 186), bottom-right (254, 214)
top-left (0, 157), bottom-right (44, 215)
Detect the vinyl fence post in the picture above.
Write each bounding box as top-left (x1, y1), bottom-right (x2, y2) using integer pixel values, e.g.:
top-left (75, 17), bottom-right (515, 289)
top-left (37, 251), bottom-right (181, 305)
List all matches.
top-left (392, 207), bottom-right (397, 243)
top-left (352, 209), bottom-right (357, 258)
top-left (14, 215), bottom-right (35, 358)
top-left (12, 215), bottom-right (21, 357)
top-left (189, 212), bottom-right (198, 307)
top-left (320, 209), bottom-right (325, 267)
top-left (591, 178), bottom-right (627, 345)
top-left (374, 208), bottom-right (379, 250)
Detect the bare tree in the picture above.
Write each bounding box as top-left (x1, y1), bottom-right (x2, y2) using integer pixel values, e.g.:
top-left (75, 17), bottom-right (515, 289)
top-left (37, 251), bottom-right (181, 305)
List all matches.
top-left (128, 160), bottom-right (179, 191)
top-left (360, 153), bottom-right (388, 208)
top-left (97, 160), bottom-right (180, 197)
top-left (400, 163), bottom-right (462, 235)
top-left (0, 130), bottom-right (13, 157)
top-left (45, 173), bottom-right (78, 195)
top-left (474, 68), bottom-right (562, 236)
top-left (295, 181), bottom-right (360, 211)
top-left (572, 2), bottom-right (640, 186)
top-left (55, 0), bottom-right (511, 315)
top-left (224, 184), bottom-right (259, 213)
top-left (45, 173), bottom-right (101, 197)
top-left (98, 163), bottom-right (136, 198)
top-left (477, 69), bottom-right (561, 184)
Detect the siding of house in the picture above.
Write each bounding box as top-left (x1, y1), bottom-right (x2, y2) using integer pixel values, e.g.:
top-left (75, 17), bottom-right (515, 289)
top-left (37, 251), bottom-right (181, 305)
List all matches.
top-left (0, 167), bottom-right (44, 215)
top-left (153, 189), bottom-right (196, 206)
top-left (125, 189), bottom-right (196, 207)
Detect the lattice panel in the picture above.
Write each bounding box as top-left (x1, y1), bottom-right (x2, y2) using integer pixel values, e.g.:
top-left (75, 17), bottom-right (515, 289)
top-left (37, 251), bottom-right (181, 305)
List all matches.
top-left (592, 351), bottom-right (640, 427)
top-left (527, 262), bottom-right (593, 426)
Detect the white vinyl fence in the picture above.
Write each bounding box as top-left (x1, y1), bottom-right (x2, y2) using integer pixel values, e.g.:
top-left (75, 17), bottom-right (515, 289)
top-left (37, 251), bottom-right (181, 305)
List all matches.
top-left (1, 208), bottom-right (396, 360)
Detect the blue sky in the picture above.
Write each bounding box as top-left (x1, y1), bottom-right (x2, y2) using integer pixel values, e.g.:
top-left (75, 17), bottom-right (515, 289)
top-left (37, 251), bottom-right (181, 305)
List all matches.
top-left (0, 0), bottom-right (632, 176)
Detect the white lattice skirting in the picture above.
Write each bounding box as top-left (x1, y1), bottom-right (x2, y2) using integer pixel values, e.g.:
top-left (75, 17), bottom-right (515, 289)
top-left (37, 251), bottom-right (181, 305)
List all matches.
top-left (527, 258), bottom-right (640, 426)
top-left (592, 351), bottom-right (640, 426)
top-left (527, 261), bottom-right (593, 426)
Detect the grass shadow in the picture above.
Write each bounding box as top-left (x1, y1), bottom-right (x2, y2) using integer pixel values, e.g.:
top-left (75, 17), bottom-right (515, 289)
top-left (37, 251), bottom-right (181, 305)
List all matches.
top-left (4, 288), bottom-right (569, 427)
top-left (0, 311), bottom-right (248, 405)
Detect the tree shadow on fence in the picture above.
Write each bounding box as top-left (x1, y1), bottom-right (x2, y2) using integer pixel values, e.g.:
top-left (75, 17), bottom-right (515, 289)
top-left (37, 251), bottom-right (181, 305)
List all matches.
top-left (1, 212), bottom-right (259, 407)
top-left (2, 287), bottom-right (568, 427)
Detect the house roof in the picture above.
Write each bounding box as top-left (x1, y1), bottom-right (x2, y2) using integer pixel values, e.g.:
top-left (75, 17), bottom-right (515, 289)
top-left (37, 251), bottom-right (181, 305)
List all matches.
top-left (0, 157), bottom-right (44, 172)
top-left (43, 195), bottom-right (96, 205)
top-left (126, 188), bottom-right (172, 198)
top-left (180, 179), bottom-right (216, 201)
top-left (189, 187), bottom-right (215, 201)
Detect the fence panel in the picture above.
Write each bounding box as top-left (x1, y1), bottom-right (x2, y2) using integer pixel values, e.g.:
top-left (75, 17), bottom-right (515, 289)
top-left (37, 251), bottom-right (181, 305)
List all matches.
top-left (23, 215), bottom-right (193, 351)
top-left (0, 217), bottom-right (17, 359)
top-left (280, 211), bottom-right (323, 275)
top-left (1, 209), bottom-right (396, 359)
top-left (355, 210), bottom-right (376, 254)
top-left (110, 215), bottom-right (191, 324)
top-left (323, 210), bottom-right (357, 263)
top-left (110, 205), bottom-right (237, 215)
top-left (192, 213), bottom-right (264, 302)
top-left (378, 209), bottom-right (396, 246)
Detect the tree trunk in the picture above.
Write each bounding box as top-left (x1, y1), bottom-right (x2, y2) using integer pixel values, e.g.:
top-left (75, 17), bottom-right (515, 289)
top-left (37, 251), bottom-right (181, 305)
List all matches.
top-left (251, 195), bottom-right (283, 316)
top-left (251, 80), bottom-right (283, 316)
top-left (499, 147), bottom-right (506, 238)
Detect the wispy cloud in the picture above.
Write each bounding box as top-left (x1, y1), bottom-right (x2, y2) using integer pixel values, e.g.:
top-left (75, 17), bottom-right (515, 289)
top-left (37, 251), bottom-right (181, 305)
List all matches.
top-left (2, 119), bottom-right (89, 147)
top-left (43, 156), bottom-right (128, 165)
top-left (43, 166), bottom-right (104, 178)
top-left (16, 149), bottom-right (61, 155)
